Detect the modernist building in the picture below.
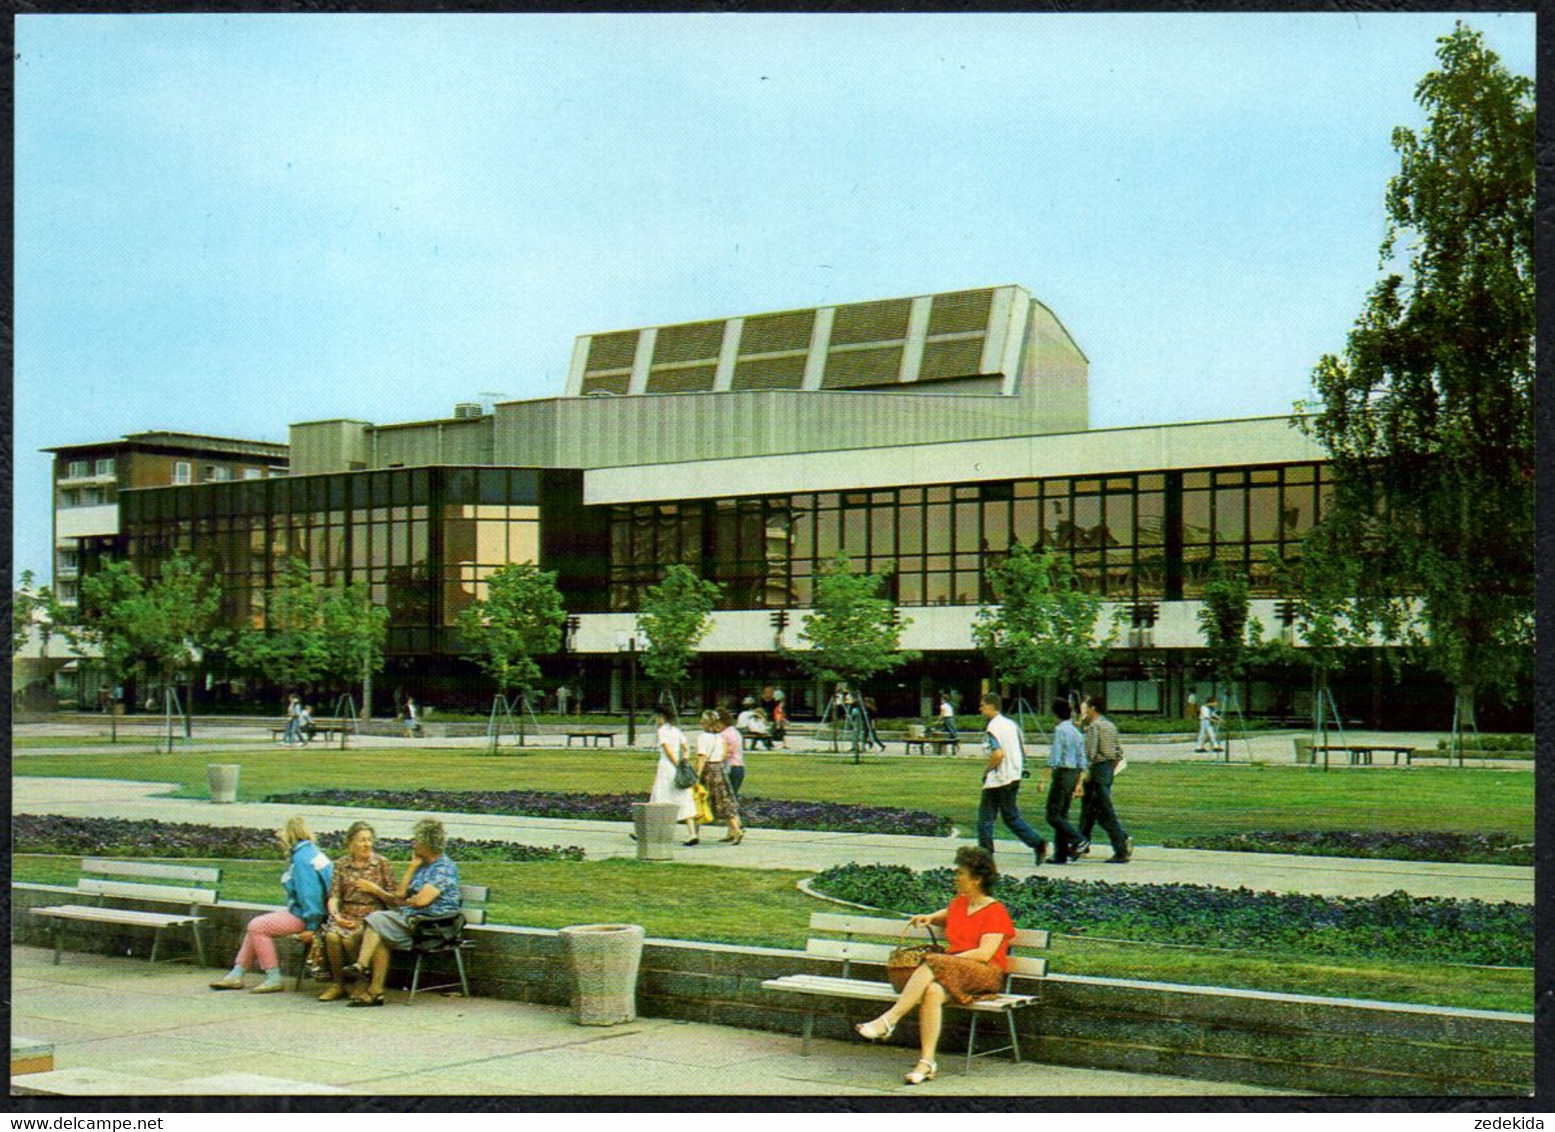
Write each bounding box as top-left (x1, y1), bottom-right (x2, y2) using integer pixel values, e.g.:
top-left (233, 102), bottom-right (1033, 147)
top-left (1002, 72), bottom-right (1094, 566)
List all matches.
top-left (58, 284), bottom-right (1476, 724)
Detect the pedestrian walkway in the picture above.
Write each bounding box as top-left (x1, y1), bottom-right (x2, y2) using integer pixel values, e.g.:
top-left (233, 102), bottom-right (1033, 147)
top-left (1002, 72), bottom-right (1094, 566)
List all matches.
top-left (13, 777), bottom-right (1532, 904)
top-left (9, 945), bottom-right (1291, 1097)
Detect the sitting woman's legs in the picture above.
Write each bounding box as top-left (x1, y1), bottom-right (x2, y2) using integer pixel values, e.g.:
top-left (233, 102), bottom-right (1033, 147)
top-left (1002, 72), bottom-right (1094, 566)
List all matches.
top-left (875, 962), bottom-right (939, 1028)
top-left (917, 981), bottom-right (946, 1062)
top-left (219, 910), bottom-right (304, 988)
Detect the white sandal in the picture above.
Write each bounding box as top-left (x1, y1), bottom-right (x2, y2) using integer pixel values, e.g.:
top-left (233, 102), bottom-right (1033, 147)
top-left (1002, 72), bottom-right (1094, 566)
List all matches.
top-left (854, 1016), bottom-right (895, 1042)
top-left (904, 1059), bottom-right (937, 1085)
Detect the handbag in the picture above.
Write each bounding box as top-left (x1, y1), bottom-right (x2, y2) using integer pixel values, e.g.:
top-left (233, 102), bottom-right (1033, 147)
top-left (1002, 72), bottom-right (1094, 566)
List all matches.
top-left (886, 922), bottom-right (945, 992)
top-left (691, 782), bottom-right (713, 824)
top-left (673, 753), bottom-right (698, 790)
top-left (410, 912), bottom-right (466, 953)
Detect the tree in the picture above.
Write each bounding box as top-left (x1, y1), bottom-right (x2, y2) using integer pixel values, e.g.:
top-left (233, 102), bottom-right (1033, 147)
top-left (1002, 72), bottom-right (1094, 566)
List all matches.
top-left (456, 562), bottom-right (567, 734)
top-left (972, 545), bottom-right (1107, 711)
top-left (230, 558), bottom-right (330, 696)
top-left (1196, 563), bottom-right (1252, 700)
top-left (14, 570), bottom-right (40, 656)
top-left (1298, 23), bottom-right (1533, 741)
top-left (637, 565), bottom-right (722, 710)
top-left (321, 581), bottom-right (389, 718)
top-left (787, 554), bottom-right (916, 759)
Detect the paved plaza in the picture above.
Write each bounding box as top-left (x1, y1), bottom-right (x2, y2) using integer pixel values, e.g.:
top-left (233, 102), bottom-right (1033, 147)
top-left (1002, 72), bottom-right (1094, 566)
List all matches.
top-left (10, 945), bottom-right (1295, 1097)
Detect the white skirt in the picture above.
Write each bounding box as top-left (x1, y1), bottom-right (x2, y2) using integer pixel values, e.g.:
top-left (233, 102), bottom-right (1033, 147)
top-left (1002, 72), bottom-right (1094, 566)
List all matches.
top-left (649, 756), bottom-right (698, 820)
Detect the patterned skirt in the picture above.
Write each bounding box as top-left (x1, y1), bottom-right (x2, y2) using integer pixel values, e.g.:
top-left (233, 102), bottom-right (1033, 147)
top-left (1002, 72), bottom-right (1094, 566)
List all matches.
top-left (920, 953), bottom-right (1005, 1005)
top-left (700, 761), bottom-right (739, 820)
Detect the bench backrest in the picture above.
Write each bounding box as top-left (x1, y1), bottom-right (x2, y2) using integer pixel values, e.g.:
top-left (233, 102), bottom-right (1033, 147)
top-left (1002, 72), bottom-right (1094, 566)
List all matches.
top-left (79, 858), bottom-right (220, 907)
top-left (460, 884), bottom-right (489, 926)
top-left (807, 911), bottom-right (1048, 980)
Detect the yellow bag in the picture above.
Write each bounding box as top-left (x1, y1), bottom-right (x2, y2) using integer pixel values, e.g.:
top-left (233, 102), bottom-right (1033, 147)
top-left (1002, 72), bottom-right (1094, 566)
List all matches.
top-left (692, 782), bottom-right (713, 824)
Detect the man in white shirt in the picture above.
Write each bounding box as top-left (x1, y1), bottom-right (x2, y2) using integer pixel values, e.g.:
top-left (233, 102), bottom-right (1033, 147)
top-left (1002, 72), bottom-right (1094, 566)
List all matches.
top-left (1195, 695), bottom-right (1221, 753)
top-left (976, 693), bottom-right (1049, 866)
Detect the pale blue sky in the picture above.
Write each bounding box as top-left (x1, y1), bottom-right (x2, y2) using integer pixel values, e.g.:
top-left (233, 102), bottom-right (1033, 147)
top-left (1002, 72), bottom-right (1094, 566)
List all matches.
top-left (14, 12), bottom-right (1535, 581)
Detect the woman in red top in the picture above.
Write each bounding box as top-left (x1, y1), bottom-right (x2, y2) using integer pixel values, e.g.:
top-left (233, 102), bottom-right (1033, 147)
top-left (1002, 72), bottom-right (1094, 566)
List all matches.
top-left (855, 846), bottom-right (1017, 1085)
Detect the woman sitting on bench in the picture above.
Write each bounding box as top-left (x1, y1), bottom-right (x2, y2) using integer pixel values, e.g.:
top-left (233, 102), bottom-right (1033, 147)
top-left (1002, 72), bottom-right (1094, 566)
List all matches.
top-left (853, 846), bottom-right (1017, 1085)
top-left (316, 820), bottom-right (395, 1002)
top-left (341, 816), bottom-right (462, 1006)
top-left (209, 816), bottom-right (333, 993)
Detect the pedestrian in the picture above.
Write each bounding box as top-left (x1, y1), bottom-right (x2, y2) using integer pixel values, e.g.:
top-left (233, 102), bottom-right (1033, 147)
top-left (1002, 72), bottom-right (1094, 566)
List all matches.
top-left (716, 707), bottom-right (747, 795)
top-left (650, 705), bottom-right (699, 846)
top-left (1041, 698), bottom-right (1088, 864)
top-left (1077, 694), bottom-right (1131, 863)
top-left (297, 703), bottom-right (316, 747)
top-left (697, 709), bottom-right (743, 844)
top-left (939, 694), bottom-right (958, 740)
top-left (282, 693), bottom-right (302, 747)
top-left (975, 693), bottom-right (1048, 865)
top-left (772, 690), bottom-right (788, 748)
top-left (557, 685), bottom-right (571, 715)
top-left (1195, 695), bottom-right (1221, 753)
top-left (1186, 690), bottom-right (1198, 722)
top-left (402, 696), bottom-right (421, 738)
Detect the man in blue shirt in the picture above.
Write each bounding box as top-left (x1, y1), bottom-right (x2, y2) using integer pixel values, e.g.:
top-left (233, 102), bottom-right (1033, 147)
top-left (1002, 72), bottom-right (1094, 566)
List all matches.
top-left (1039, 698), bottom-right (1089, 865)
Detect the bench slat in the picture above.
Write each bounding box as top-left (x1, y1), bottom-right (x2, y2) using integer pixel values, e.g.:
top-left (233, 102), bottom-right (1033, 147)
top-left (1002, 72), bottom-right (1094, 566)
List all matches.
top-left (763, 975), bottom-right (1038, 1011)
top-left (82, 858), bottom-right (221, 884)
top-left (78, 878), bottom-right (217, 906)
top-left (33, 905), bottom-right (202, 928)
top-left (807, 912), bottom-right (1048, 950)
top-left (461, 885), bottom-right (489, 903)
top-left (803, 939), bottom-right (1046, 977)
top-left (463, 909), bottom-right (487, 926)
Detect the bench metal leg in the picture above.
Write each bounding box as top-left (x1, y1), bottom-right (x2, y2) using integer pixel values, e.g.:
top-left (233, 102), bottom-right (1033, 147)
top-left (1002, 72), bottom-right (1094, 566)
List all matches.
top-left (965, 1012), bottom-right (979, 1075)
top-left (410, 954), bottom-right (422, 1002)
top-left (52, 922), bottom-right (63, 966)
top-left (191, 921), bottom-right (207, 967)
top-left (455, 948), bottom-right (470, 997)
top-left (1006, 1008), bottom-right (1022, 1064)
top-left (801, 1009), bottom-right (814, 1056)
top-left (149, 928), bottom-right (161, 965)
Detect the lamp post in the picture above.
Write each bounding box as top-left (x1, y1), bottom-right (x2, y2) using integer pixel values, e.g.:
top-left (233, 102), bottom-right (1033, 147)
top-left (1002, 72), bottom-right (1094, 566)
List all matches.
top-left (615, 629), bottom-right (647, 746)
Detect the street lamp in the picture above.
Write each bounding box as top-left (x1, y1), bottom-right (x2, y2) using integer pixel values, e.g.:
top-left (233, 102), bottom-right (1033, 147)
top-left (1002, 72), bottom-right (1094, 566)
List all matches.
top-left (615, 628), bottom-right (649, 746)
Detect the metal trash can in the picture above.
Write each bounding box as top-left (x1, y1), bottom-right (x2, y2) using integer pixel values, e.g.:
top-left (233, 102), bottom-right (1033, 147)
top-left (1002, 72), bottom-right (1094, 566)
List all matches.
top-left (632, 801), bottom-right (678, 861)
top-left (559, 923), bottom-right (645, 1025)
top-left (206, 764), bottom-right (241, 804)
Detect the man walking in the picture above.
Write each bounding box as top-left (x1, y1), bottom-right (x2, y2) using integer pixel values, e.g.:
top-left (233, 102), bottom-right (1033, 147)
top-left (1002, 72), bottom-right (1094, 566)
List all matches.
top-left (1195, 695), bottom-right (1221, 753)
top-left (976, 693), bottom-right (1048, 865)
top-left (1040, 698), bottom-right (1088, 864)
top-left (1077, 693), bottom-right (1131, 863)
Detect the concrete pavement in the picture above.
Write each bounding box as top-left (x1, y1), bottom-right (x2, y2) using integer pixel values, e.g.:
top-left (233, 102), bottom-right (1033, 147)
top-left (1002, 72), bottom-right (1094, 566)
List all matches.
top-left (13, 776), bottom-right (1533, 904)
top-left (9, 945), bottom-right (1295, 1097)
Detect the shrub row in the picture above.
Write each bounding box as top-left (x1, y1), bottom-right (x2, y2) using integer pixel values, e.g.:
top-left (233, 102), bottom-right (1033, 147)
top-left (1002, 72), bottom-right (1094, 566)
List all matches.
top-left (263, 788), bottom-right (953, 837)
top-left (13, 815), bottom-right (585, 863)
top-left (810, 863), bottom-right (1532, 966)
top-left (1163, 830), bottom-right (1534, 867)
top-left (1434, 734), bottom-right (1534, 752)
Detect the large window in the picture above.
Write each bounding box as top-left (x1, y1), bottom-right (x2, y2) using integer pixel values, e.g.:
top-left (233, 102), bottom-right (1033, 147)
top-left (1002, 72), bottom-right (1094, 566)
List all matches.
top-left (607, 462), bottom-right (1326, 610)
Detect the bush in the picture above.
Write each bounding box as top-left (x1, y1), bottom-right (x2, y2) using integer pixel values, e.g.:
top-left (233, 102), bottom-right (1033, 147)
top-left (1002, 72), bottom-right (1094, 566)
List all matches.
top-left (810, 863), bottom-right (1531, 966)
top-left (12, 815), bottom-right (585, 862)
top-left (1164, 830), bottom-right (1534, 866)
top-left (1436, 734), bottom-right (1534, 752)
top-left (263, 788), bottom-right (952, 837)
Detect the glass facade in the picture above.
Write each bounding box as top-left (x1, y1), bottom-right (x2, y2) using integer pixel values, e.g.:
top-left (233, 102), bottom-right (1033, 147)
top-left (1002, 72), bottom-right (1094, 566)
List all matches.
top-left (608, 462), bottom-right (1331, 611)
top-left (120, 467), bottom-right (575, 654)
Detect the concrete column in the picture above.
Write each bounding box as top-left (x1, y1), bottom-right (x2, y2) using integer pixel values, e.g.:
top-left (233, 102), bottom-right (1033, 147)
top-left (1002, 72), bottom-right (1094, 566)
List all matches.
top-left (565, 336), bottom-right (592, 397)
top-left (609, 664), bottom-right (623, 713)
top-left (713, 318), bottom-right (743, 392)
top-left (627, 328), bottom-right (657, 396)
top-left (899, 294), bottom-right (933, 383)
top-left (801, 308), bottom-right (835, 390)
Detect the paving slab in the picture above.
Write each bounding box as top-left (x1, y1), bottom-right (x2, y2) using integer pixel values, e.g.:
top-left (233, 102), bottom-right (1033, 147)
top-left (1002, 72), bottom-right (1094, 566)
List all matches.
top-left (9, 944), bottom-right (1294, 1097)
top-left (14, 776), bottom-right (1532, 903)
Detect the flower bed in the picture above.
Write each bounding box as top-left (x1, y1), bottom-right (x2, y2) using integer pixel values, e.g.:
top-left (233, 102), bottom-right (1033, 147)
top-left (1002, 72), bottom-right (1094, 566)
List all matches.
top-left (263, 788), bottom-right (953, 837)
top-left (12, 815), bottom-right (585, 862)
top-left (810, 863), bottom-right (1531, 966)
top-left (1163, 830), bottom-right (1534, 867)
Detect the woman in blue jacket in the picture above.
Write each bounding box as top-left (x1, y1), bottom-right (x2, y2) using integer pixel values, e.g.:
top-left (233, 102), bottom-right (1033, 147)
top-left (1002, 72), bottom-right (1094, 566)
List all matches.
top-left (209, 816), bottom-right (333, 993)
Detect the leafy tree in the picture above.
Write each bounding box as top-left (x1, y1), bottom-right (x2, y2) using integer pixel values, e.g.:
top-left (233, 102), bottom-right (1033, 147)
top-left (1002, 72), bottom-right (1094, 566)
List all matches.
top-left (321, 581), bottom-right (389, 718)
top-left (1298, 23), bottom-right (1533, 740)
top-left (788, 554), bottom-right (916, 759)
top-left (456, 562), bottom-right (567, 720)
top-left (972, 545), bottom-right (1107, 709)
top-left (14, 570), bottom-right (40, 656)
top-left (1196, 563), bottom-right (1253, 701)
top-left (637, 565), bottom-right (722, 709)
top-left (230, 558), bottom-right (329, 696)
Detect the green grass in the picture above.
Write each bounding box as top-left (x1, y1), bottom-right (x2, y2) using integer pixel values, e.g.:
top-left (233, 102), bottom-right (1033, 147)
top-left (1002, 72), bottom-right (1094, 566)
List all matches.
top-left (13, 745), bottom-right (1534, 843)
top-left (13, 736), bottom-right (233, 749)
top-left (12, 853), bottom-right (1529, 1013)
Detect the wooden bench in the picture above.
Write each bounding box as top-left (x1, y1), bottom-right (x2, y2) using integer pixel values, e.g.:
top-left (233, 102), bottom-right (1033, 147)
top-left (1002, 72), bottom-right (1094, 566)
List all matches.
top-left (565, 730), bottom-right (617, 747)
top-left (271, 722), bottom-right (353, 749)
top-left (762, 912), bottom-right (1048, 1074)
top-left (739, 728), bottom-right (775, 749)
top-left (904, 736), bottom-right (961, 756)
top-left (1315, 744), bottom-right (1414, 767)
top-left (31, 859), bottom-right (219, 966)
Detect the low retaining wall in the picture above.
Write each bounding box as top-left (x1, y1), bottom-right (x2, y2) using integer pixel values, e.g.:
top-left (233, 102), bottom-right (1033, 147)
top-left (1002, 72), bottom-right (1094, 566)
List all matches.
top-left (12, 883), bottom-right (1530, 1095)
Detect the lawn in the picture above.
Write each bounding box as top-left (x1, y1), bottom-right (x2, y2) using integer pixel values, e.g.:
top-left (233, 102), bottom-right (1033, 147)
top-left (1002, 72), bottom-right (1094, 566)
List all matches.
top-left (12, 744), bottom-right (1535, 843)
top-left (12, 853), bottom-right (1530, 1014)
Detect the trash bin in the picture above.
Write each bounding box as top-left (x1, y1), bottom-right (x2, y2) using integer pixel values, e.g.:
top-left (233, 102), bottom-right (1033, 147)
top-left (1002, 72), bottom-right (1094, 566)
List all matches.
top-left (631, 801), bottom-right (678, 861)
top-left (559, 923), bottom-right (645, 1025)
top-left (1292, 738), bottom-right (1314, 764)
top-left (207, 764), bottom-right (241, 803)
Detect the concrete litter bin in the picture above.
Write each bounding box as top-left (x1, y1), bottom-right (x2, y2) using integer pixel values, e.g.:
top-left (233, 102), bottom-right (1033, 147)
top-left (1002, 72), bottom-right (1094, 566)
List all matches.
top-left (1292, 738), bottom-right (1315, 764)
top-left (559, 923), bottom-right (645, 1025)
top-left (632, 801), bottom-right (678, 861)
top-left (206, 764), bottom-right (241, 804)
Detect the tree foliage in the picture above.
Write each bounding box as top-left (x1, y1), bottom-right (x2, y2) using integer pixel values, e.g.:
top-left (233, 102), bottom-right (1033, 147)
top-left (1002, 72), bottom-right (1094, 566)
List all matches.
top-left (972, 545), bottom-right (1106, 698)
top-left (1196, 563), bottom-right (1254, 695)
top-left (637, 565), bottom-right (722, 701)
top-left (1298, 23), bottom-right (1533, 725)
top-left (321, 580), bottom-right (389, 711)
top-left (789, 554), bottom-right (916, 689)
top-left (455, 562), bottom-right (567, 699)
top-left (230, 558), bottom-right (329, 692)
top-left (13, 570), bottom-right (43, 655)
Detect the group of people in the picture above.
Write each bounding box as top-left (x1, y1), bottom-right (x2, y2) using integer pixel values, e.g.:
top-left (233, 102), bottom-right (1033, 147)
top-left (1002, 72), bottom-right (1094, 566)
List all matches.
top-left (280, 694), bottom-right (318, 748)
top-left (647, 704), bottom-right (752, 845)
top-left (209, 815), bottom-right (462, 1006)
top-left (975, 691), bottom-right (1132, 867)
